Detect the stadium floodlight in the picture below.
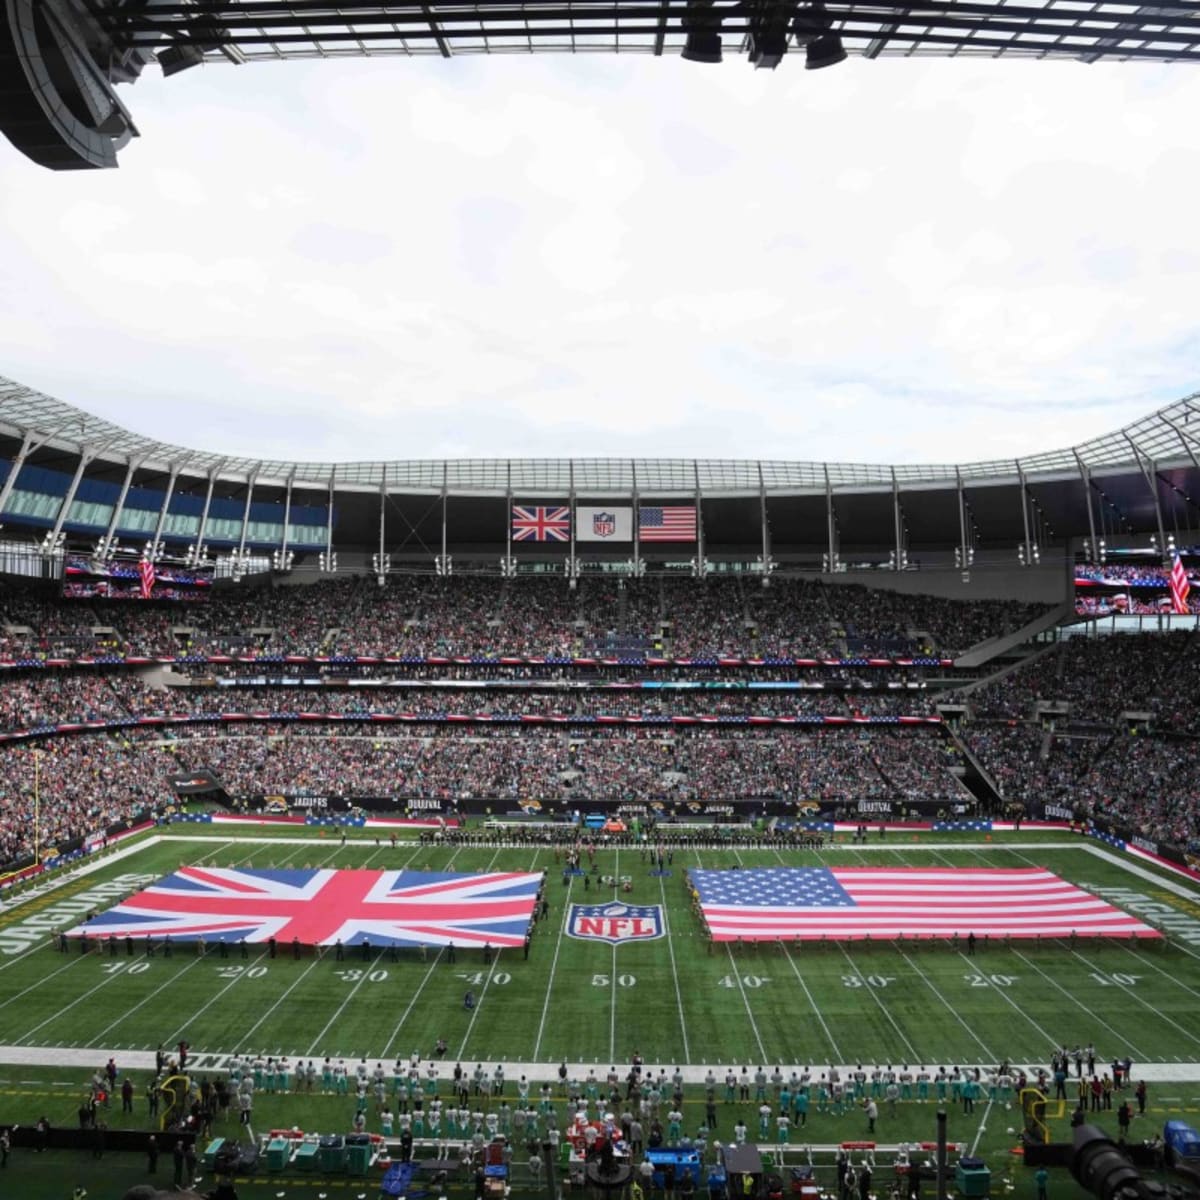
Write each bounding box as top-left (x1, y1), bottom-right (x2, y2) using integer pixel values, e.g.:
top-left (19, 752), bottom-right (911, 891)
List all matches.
top-left (500, 556), bottom-right (518, 578)
top-left (156, 14), bottom-right (231, 77)
top-left (142, 539), bottom-right (164, 563)
top-left (681, 0), bottom-right (724, 63)
top-left (747, 0), bottom-right (793, 68)
top-left (793, 4), bottom-right (847, 69)
top-left (318, 550), bottom-right (338, 574)
top-left (271, 549), bottom-right (294, 572)
top-left (434, 553), bottom-right (452, 577)
top-left (39, 530), bottom-right (65, 558)
top-left (94, 534), bottom-right (118, 562)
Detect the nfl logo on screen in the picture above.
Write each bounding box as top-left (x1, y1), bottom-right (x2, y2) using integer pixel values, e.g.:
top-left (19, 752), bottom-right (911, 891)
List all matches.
top-left (567, 902), bottom-right (664, 944)
top-left (593, 511), bottom-right (616, 538)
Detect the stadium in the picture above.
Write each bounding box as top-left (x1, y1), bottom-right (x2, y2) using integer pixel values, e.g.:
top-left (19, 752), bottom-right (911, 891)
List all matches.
top-left (3, 5), bottom-right (1200, 1200)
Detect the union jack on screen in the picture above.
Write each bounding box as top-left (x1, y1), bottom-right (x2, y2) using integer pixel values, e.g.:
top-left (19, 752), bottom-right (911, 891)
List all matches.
top-left (1170, 553), bottom-right (1191, 614)
top-left (512, 505), bottom-right (571, 542)
top-left (70, 867), bottom-right (543, 948)
top-left (690, 867), bottom-right (1160, 941)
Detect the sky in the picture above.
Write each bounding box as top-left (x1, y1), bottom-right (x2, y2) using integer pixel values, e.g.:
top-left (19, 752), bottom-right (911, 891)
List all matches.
top-left (1, 51), bottom-right (1199, 469)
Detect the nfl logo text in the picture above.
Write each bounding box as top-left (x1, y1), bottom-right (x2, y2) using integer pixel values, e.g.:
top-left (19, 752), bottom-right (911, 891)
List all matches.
top-left (592, 511), bottom-right (616, 538)
top-left (567, 902), bottom-right (664, 944)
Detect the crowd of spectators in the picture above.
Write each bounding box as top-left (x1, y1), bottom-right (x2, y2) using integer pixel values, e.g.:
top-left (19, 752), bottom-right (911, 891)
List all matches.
top-left (1, 576), bottom-right (1049, 660)
top-left (0, 733), bottom-right (175, 867)
top-left (163, 726), bottom-right (965, 806)
top-left (971, 631), bottom-right (1200, 733)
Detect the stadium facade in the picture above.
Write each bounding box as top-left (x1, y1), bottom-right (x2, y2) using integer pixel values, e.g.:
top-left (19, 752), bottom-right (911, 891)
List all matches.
top-left (0, 373), bottom-right (1198, 594)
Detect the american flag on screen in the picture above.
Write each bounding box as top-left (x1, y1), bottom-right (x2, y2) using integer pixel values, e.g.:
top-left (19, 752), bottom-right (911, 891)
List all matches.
top-left (139, 559), bottom-right (156, 600)
top-left (69, 867), bottom-right (542, 947)
top-left (638, 506), bottom-right (697, 542)
top-left (690, 867), bottom-right (1161, 941)
top-left (512, 505), bottom-right (571, 542)
top-left (1170, 554), bottom-right (1191, 614)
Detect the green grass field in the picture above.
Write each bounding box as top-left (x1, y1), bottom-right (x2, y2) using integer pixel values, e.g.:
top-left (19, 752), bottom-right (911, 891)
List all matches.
top-left (2, 827), bottom-right (1199, 1200)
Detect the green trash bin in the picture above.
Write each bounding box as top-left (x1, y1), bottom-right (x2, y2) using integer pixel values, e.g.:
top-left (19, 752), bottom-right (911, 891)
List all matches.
top-left (295, 1141), bottom-right (320, 1172)
top-left (266, 1137), bottom-right (290, 1172)
top-left (955, 1160), bottom-right (991, 1197)
top-left (318, 1135), bottom-right (346, 1172)
top-left (346, 1139), bottom-right (372, 1176)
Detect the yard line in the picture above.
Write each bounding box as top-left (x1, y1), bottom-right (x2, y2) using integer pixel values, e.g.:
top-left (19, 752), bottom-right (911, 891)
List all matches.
top-left (924, 848), bottom-right (1071, 1056)
top-left (83, 953), bottom-right (207, 1048)
top-left (779, 944), bottom-right (842, 1064)
top-left (896, 944), bottom-right (996, 1062)
top-left (380, 948), bottom-right (446, 1062)
top-left (16, 966), bottom-right (140, 1042)
top-left (656, 853), bottom-right (691, 1065)
top-left (611, 847), bottom-right (619, 1063)
top-left (1010, 949), bottom-right (1147, 1060)
top-left (969, 1096), bottom-right (995, 1158)
top-left (299, 838), bottom-right (438, 1057)
top-left (843, 845), bottom-right (995, 1062)
top-left (765, 846), bottom-right (842, 1063)
top-left (1118, 943), bottom-right (1200, 1006)
top-left (456, 848), bottom-right (540, 1061)
top-left (237, 957), bottom-right (323, 1053)
top-left (152, 838), bottom-right (355, 1051)
top-left (1069, 948), bottom-right (1200, 1051)
top-left (834, 941), bottom-right (921, 1063)
top-left (532, 860), bottom-right (574, 1062)
top-left (695, 848), bottom-right (766, 1063)
top-left (0, 954), bottom-right (88, 1014)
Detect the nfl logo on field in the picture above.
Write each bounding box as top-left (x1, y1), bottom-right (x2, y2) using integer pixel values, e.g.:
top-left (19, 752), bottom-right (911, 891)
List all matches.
top-left (593, 511), bottom-right (616, 538)
top-left (568, 902), bottom-right (664, 944)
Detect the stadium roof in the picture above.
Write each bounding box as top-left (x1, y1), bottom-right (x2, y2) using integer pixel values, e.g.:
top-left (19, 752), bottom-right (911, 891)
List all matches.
top-left (8, 2), bottom-right (1200, 169)
top-left (2, 372), bottom-right (1199, 496)
top-left (94, 1), bottom-right (1200, 66)
top-left (4, 372), bottom-right (1200, 554)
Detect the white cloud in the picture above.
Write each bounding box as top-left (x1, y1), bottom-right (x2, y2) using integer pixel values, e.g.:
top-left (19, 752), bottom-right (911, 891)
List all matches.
top-left (0, 55), bottom-right (1197, 471)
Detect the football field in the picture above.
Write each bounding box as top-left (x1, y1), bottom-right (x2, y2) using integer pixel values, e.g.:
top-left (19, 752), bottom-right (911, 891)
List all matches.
top-left (2, 828), bottom-right (1199, 1073)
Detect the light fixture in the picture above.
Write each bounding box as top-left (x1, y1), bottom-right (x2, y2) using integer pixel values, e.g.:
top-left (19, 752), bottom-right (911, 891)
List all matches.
top-left (793, 4), bottom-right (847, 69)
top-left (681, 0), bottom-right (724, 62)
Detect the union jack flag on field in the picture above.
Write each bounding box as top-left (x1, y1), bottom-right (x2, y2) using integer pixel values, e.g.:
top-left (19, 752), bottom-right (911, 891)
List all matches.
top-left (1170, 553), bottom-right (1191, 614)
top-left (68, 867), bottom-right (543, 948)
top-left (512, 505), bottom-right (571, 542)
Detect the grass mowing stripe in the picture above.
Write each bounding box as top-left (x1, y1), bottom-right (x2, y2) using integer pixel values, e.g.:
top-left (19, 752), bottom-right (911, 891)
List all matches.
top-left (456, 848), bottom-right (537, 1061)
top-left (1010, 949), bottom-right (1148, 1060)
top-left (656, 857), bottom-right (691, 1066)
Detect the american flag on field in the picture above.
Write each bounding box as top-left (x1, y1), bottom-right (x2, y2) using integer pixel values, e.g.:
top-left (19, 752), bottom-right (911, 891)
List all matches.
top-left (1170, 553), bottom-right (1191, 614)
top-left (512, 505), bottom-right (571, 542)
top-left (690, 867), bottom-right (1161, 941)
top-left (139, 559), bottom-right (156, 600)
top-left (638, 506), bottom-right (697, 542)
top-left (69, 867), bottom-right (542, 947)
